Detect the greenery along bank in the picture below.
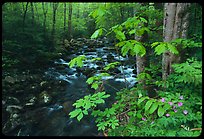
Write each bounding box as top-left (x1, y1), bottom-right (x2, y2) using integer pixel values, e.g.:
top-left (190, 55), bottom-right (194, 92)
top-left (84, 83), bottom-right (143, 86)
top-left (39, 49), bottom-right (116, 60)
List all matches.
top-left (67, 3), bottom-right (202, 136)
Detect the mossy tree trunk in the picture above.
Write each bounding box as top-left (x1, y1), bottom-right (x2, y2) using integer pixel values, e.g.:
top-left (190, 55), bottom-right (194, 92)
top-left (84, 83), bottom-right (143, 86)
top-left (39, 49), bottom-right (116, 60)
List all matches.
top-left (162, 3), bottom-right (191, 81)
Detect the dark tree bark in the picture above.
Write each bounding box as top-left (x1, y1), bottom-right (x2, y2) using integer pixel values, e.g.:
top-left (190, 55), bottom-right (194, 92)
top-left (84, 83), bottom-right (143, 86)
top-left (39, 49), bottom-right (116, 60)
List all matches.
top-left (51, 3), bottom-right (59, 50)
top-left (68, 3), bottom-right (72, 40)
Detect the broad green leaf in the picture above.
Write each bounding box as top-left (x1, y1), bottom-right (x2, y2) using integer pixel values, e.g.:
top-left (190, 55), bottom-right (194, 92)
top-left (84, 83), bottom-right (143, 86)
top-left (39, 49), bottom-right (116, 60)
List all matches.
top-left (158, 106), bottom-right (165, 117)
top-left (151, 42), bottom-right (160, 48)
top-left (163, 103), bottom-right (171, 111)
top-left (83, 110), bottom-right (88, 115)
top-left (101, 94), bottom-right (110, 99)
top-left (95, 99), bottom-right (105, 104)
top-left (86, 77), bottom-right (94, 84)
top-left (68, 59), bottom-right (76, 68)
top-left (154, 43), bottom-right (167, 55)
top-left (167, 43), bottom-right (179, 54)
top-left (84, 101), bottom-right (92, 110)
top-left (145, 99), bottom-right (154, 111)
top-left (77, 112), bottom-right (83, 121)
top-left (115, 30), bottom-right (126, 41)
top-left (91, 28), bottom-right (103, 39)
top-left (91, 82), bottom-right (99, 90)
top-left (138, 96), bottom-right (149, 105)
top-left (76, 58), bottom-right (83, 67)
top-left (69, 109), bottom-right (82, 118)
top-left (149, 102), bottom-right (159, 114)
top-left (129, 29), bottom-right (135, 35)
top-left (115, 41), bottom-right (126, 47)
top-left (140, 17), bottom-right (147, 23)
top-left (136, 111), bottom-right (143, 119)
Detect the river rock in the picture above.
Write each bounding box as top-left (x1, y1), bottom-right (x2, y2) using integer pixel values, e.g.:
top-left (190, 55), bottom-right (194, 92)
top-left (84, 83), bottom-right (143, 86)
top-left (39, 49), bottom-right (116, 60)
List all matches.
top-left (5, 76), bottom-right (15, 84)
top-left (62, 101), bottom-right (74, 115)
top-left (39, 91), bottom-right (52, 104)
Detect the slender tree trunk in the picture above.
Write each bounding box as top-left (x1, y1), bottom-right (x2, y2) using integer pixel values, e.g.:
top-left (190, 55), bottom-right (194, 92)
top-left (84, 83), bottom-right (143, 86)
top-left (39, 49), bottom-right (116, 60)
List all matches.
top-left (162, 3), bottom-right (191, 81)
top-left (51, 3), bottom-right (59, 51)
top-left (42, 2), bottom-right (48, 42)
top-left (64, 3), bottom-right (67, 33)
top-left (34, 3), bottom-right (40, 23)
top-left (22, 2), bottom-right (29, 31)
top-left (77, 3), bottom-right (80, 18)
top-left (119, 4), bottom-right (124, 22)
top-left (68, 3), bottom-right (72, 40)
top-left (30, 2), bottom-right (34, 26)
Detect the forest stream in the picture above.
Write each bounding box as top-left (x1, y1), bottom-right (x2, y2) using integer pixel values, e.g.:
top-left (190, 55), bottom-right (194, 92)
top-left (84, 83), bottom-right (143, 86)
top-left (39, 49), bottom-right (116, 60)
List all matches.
top-left (2, 38), bottom-right (137, 136)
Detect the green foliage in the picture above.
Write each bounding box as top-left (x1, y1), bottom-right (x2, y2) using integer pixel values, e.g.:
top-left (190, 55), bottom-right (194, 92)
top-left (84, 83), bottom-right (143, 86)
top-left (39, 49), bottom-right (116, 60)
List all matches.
top-left (69, 91), bottom-right (110, 121)
top-left (104, 62), bottom-right (120, 71)
top-left (90, 28), bottom-right (103, 39)
top-left (86, 72), bottom-right (110, 90)
top-left (68, 55), bottom-right (86, 68)
top-left (151, 42), bottom-right (179, 55)
top-left (171, 58), bottom-right (202, 86)
top-left (116, 40), bottom-right (146, 57)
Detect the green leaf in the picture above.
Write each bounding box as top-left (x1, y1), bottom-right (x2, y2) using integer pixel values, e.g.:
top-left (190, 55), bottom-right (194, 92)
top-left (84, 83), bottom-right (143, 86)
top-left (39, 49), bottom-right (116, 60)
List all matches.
top-left (95, 99), bottom-right (105, 104)
top-left (158, 106), bottom-right (165, 117)
top-left (86, 77), bottom-right (94, 84)
top-left (145, 99), bottom-right (154, 111)
top-left (91, 28), bottom-right (103, 39)
top-left (69, 109), bottom-right (82, 118)
top-left (77, 112), bottom-right (83, 121)
top-left (83, 110), bottom-right (88, 115)
top-left (91, 82), bottom-right (99, 90)
top-left (68, 59), bottom-right (76, 68)
top-left (138, 96), bottom-right (149, 105)
top-left (151, 42), bottom-right (160, 48)
top-left (149, 102), bottom-right (159, 114)
top-left (101, 94), bottom-right (110, 99)
top-left (129, 29), bottom-right (135, 35)
top-left (115, 30), bottom-right (126, 41)
top-left (154, 43), bottom-right (167, 55)
top-left (136, 110), bottom-right (143, 119)
top-left (84, 101), bottom-right (92, 110)
top-left (163, 103), bottom-right (171, 111)
top-left (167, 43), bottom-right (179, 54)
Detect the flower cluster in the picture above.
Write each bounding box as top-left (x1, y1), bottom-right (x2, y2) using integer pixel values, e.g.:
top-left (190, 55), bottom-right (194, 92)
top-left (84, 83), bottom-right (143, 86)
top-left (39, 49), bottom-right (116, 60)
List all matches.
top-left (164, 95), bottom-right (188, 117)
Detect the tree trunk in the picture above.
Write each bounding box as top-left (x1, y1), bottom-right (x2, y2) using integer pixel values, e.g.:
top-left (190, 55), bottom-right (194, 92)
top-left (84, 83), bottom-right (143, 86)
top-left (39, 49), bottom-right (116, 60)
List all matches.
top-left (22, 2), bottom-right (29, 31)
top-left (34, 3), bottom-right (40, 23)
top-left (64, 3), bottom-right (67, 34)
top-left (30, 2), bottom-right (34, 26)
top-left (42, 2), bottom-right (48, 42)
top-left (68, 3), bottom-right (73, 40)
top-left (51, 3), bottom-right (59, 50)
top-left (162, 3), bottom-right (191, 81)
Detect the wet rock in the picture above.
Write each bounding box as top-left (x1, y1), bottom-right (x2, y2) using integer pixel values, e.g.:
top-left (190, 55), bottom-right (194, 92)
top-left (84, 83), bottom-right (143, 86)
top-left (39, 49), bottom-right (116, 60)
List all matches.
top-left (5, 76), bottom-right (15, 84)
top-left (6, 105), bottom-right (23, 113)
top-left (7, 97), bottom-right (20, 104)
top-left (25, 96), bottom-right (37, 107)
top-left (62, 101), bottom-right (74, 115)
top-left (39, 91), bottom-right (52, 105)
top-left (107, 54), bottom-right (114, 63)
top-left (133, 69), bottom-right (137, 74)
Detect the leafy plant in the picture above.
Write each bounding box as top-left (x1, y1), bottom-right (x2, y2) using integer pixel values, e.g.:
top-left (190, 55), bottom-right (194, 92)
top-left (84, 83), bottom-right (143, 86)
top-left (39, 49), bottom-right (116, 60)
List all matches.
top-left (68, 55), bottom-right (86, 68)
top-left (69, 91), bottom-right (110, 121)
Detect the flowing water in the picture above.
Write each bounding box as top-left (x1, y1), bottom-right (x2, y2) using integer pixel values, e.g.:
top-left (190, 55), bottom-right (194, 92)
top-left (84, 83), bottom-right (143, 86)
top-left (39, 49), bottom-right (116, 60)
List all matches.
top-left (11, 42), bottom-right (137, 136)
